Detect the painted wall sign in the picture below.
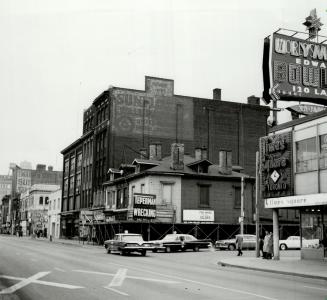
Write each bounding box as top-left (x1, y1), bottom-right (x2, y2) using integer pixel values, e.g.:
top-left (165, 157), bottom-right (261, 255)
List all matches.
top-left (263, 32), bottom-right (327, 105)
top-left (133, 193), bottom-right (156, 219)
top-left (16, 169), bottom-right (31, 193)
top-left (265, 193), bottom-right (327, 208)
top-left (183, 210), bottom-right (214, 223)
top-left (260, 132), bottom-right (293, 198)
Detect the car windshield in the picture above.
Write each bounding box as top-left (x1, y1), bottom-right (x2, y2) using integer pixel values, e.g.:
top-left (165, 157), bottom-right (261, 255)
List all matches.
top-left (121, 235), bottom-right (144, 242)
top-left (162, 234), bottom-right (179, 241)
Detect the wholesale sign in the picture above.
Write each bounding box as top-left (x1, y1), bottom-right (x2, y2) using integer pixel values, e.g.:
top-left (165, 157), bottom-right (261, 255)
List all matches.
top-left (133, 193), bottom-right (156, 219)
top-left (260, 132), bottom-right (293, 199)
top-left (263, 32), bottom-right (327, 105)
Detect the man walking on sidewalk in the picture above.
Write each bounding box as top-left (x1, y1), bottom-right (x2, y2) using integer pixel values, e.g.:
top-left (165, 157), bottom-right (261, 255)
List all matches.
top-left (236, 235), bottom-right (243, 256)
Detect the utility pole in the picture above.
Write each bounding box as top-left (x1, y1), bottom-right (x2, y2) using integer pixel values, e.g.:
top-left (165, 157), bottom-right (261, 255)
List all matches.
top-left (240, 177), bottom-right (244, 235)
top-left (255, 151), bottom-right (260, 258)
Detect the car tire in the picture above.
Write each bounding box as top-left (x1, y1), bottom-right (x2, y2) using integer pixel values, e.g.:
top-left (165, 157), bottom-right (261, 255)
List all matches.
top-left (107, 247), bottom-right (111, 254)
top-left (141, 250), bottom-right (146, 256)
top-left (193, 246), bottom-right (199, 252)
top-left (152, 249), bottom-right (158, 253)
top-left (280, 244), bottom-right (287, 250)
top-left (165, 246), bottom-right (171, 253)
top-left (228, 244), bottom-right (236, 251)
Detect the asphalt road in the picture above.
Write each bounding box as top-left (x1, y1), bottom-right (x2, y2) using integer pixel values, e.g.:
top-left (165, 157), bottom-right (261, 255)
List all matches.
top-left (0, 235), bottom-right (326, 300)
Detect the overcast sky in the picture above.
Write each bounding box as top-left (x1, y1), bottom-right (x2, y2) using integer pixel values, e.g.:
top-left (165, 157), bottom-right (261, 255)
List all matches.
top-left (0, 0), bottom-right (326, 174)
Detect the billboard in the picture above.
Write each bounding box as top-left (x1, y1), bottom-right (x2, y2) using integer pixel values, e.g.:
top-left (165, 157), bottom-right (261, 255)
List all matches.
top-left (133, 193), bottom-right (156, 220)
top-left (260, 132), bottom-right (293, 199)
top-left (16, 169), bottom-right (31, 193)
top-left (263, 32), bottom-right (327, 105)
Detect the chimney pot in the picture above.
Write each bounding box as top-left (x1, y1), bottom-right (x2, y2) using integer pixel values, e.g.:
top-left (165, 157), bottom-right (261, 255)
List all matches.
top-left (247, 95), bottom-right (260, 105)
top-left (149, 142), bottom-right (162, 161)
top-left (170, 143), bottom-right (184, 170)
top-left (139, 148), bottom-right (148, 159)
top-left (213, 88), bottom-right (221, 100)
top-left (218, 150), bottom-right (232, 175)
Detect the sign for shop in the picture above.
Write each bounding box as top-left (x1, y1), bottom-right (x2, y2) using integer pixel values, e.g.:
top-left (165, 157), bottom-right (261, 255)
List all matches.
top-left (263, 32), bottom-right (327, 105)
top-left (260, 132), bottom-right (294, 198)
top-left (133, 193), bottom-right (156, 219)
top-left (183, 210), bottom-right (214, 223)
top-left (265, 193), bottom-right (327, 208)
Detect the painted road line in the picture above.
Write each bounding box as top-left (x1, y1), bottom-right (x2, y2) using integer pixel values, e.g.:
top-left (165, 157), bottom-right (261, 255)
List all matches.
top-left (103, 262), bottom-right (280, 300)
top-left (54, 267), bottom-right (66, 272)
top-left (0, 272), bottom-right (84, 294)
top-left (34, 280), bottom-right (83, 289)
top-left (0, 272), bottom-right (50, 294)
top-left (108, 268), bottom-right (127, 287)
top-left (104, 287), bottom-right (129, 296)
top-left (73, 269), bottom-right (179, 284)
top-left (303, 285), bottom-right (327, 291)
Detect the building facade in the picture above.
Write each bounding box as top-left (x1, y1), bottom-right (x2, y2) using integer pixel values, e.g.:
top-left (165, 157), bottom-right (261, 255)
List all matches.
top-left (262, 110), bottom-right (327, 259)
top-left (0, 175), bottom-right (12, 202)
top-left (19, 184), bottom-right (60, 236)
top-left (61, 76), bottom-right (271, 238)
top-left (48, 189), bottom-right (61, 239)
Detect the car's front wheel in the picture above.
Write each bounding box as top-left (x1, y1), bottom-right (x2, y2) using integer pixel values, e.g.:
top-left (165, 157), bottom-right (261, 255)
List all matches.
top-left (107, 247), bottom-right (111, 254)
top-left (193, 246), bottom-right (199, 252)
top-left (280, 244), bottom-right (287, 250)
top-left (228, 244), bottom-right (236, 251)
top-left (165, 246), bottom-right (171, 253)
top-left (141, 250), bottom-right (146, 256)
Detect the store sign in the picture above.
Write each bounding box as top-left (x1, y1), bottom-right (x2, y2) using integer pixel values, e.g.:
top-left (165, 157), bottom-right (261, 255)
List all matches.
top-left (133, 193), bottom-right (156, 219)
top-left (16, 169), bottom-right (31, 193)
top-left (183, 210), bottom-right (214, 223)
top-left (265, 193), bottom-right (327, 208)
top-left (263, 32), bottom-right (327, 105)
top-left (260, 132), bottom-right (293, 198)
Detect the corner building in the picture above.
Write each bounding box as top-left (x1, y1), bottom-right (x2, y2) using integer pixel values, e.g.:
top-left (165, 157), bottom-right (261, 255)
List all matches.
top-left (61, 76), bottom-right (270, 238)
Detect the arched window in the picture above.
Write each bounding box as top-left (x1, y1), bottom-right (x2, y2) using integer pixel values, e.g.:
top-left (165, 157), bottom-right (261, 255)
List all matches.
top-left (39, 197), bottom-right (43, 205)
top-left (45, 197), bottom-right (49, 205)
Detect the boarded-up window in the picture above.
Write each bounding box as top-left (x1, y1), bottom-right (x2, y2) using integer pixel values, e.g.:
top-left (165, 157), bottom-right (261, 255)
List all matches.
top-left (199, 184), bottom-right (210, 207)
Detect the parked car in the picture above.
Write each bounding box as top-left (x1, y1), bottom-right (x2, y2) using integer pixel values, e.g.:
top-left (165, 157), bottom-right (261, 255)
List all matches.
top-left (104, 233), bottom-right (155, 256)
top-left (215, 234), bottom-right (257, 250)
top-left (151, 234), bottom-right (212, 253)
top-left (279, 236), bottom-right (320, 250)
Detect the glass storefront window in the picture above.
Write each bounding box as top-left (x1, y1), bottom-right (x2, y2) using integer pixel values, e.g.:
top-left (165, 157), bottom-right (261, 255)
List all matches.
top-left (296, 137), bottom-right (318, 172)
top-left (320, 134), bottom-right (327, 169)
top-left (301, 210), bottom-right (323, 249)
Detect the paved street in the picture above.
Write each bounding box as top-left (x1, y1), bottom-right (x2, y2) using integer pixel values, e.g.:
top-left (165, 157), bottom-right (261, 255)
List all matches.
top-left (0, 235), bottom-right (326, 300)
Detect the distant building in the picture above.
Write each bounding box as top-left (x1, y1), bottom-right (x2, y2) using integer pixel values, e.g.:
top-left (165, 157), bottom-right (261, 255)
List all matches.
top-left (61, 76), bottom-right (270, 238)
top-left (0, 195), bottom-right (10, 233)
top-left (48, 189), bottom-right (61, 239)
top-left (20, 161), bottom-right (32, 170)
top-left (0, 175), bottom-right (12, 201)
top-left (20, 184), bottom-right (60, 236)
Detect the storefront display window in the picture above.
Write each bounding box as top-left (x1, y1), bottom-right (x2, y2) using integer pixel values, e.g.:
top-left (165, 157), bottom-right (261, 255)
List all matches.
top-left (296, 137), bottom-right (317, 173)
top-left (319, 134), bottom-right (327, 169)
top-left (301, 209), bottom-right (323, 249)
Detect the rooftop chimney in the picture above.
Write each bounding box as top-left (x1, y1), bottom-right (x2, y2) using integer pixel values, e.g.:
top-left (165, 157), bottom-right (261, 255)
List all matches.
top-left (213, 88), bottom-right (221, 100)
top-left (48, 166), bottom-right (53, 171)
top-left (247, 95), bottom-right (260, 105)
top-left (195, 147), bottom-right (208, 161)
top-left (171, 143), bottom-right (184, 170)
top-left (36, 164), bottom-right (46, 171)
top-left (218, 150), bottom-right (232, 175)
top-left (149, 142), bottom-right (162, 161)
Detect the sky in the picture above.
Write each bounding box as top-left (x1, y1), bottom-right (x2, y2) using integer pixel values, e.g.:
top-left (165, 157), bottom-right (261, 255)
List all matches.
top-left (1, 0), bottom-right (326, 174)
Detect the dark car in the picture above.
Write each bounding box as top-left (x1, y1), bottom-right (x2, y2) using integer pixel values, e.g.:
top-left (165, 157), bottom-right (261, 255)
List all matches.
top-left (151, 234), bottom-right (212, 253)
top-left (215, 234), bottom-right (256, 250)
top-left (104, 233), bottom-right (155, 256)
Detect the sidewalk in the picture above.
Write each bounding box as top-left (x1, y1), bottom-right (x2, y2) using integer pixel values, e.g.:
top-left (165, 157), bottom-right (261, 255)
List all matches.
top-left (218, 256), bottom-right (327, 281)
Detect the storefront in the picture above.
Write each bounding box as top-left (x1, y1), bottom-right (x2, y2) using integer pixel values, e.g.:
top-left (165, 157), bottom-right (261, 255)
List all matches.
top-left (262, 110), bottom-right (327, 260)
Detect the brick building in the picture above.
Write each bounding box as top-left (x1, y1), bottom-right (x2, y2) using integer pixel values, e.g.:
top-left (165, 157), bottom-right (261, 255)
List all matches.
top-left (60, 76), bottom-right (270, 238)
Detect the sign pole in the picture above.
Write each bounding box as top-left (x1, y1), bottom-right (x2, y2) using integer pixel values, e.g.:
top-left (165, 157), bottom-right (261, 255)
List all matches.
top-left (240, 177), bottom-right (244, 235)
top-left (255, 151), bottom-right (260, 258)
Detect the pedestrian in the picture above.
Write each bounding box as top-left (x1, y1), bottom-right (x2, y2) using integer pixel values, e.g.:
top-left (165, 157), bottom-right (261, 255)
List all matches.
top-left (235, 234), bottom-right (243, 256)
top-left (267, 232), bottom-right (274, 259)
top-left (262, 231), bottom-right (270, 259)
top-left (259, 235), bottom-right (264, 257)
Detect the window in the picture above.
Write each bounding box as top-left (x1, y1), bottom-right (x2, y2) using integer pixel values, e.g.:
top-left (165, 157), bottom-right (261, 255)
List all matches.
top-left (53, 199), bottom-right (56, 210)
top-left (161, 183), bottom-right (173, 204)
top-left (58, 198), bottom-right (60, 209)
top-left (39, 197), bottom-right (43, 205)
top-left (123, 187), bottom-right (128, 208)
top-left (319, 134), bottom-right (327, 169)
top-left (45, 197), bottom-right (49, 205)
top-left (198, 184), bottom-right (210, 207)
top-left (70, 156), bottom-right (75, 172)
top-left (234, 186), bottom-right (241, 208)
top-left (140, 184), bottom-right (145, 193)
top-left (296, 137), bottom-right (317, 172)
top-left (49, 201), bottom-right (51, 211)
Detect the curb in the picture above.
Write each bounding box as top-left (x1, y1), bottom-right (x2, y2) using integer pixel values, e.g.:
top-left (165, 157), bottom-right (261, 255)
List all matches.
top-left (218, 261), bottom-right (327, 281)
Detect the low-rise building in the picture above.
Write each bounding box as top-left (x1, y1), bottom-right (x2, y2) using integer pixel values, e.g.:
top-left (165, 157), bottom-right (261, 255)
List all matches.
top-left (48, 189), bottom-right (62, 239)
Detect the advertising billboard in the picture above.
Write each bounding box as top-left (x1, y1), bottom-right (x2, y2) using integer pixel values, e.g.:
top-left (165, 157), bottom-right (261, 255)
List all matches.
top-left (260, 132), bottom-right (293, 199)
top-left (263, 32), bottom-right (327, 105)
top-left (133, 193), bottom-right (156, 220)
top-left (183, 210), bottom-right (214, 223)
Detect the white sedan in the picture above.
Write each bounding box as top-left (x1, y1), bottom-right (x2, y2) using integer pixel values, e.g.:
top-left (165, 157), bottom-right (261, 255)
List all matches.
top-left (279, 236), bottom-right (319, 250)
